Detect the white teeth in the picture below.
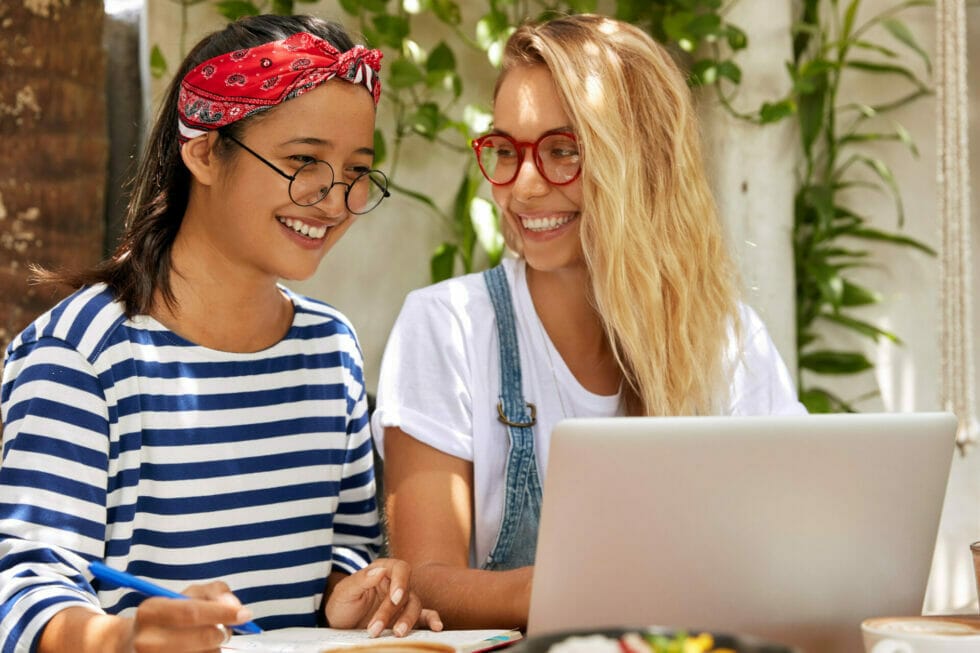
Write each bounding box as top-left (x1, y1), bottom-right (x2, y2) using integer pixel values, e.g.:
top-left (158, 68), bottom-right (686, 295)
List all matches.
top-left (521, 214), bottom-right (574, 232)
top-left (278, 217), bottom-right (327, 240)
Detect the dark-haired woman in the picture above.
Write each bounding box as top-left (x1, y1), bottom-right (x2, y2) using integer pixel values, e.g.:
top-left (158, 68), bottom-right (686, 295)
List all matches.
top-left (0, 15), bottom-right (439, 653)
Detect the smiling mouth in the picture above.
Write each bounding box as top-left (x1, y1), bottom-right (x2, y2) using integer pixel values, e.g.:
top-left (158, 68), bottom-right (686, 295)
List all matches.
top-left (278, 216), bottom-right (328, 240)
top-left (520, 213), bottom-right (577, 232)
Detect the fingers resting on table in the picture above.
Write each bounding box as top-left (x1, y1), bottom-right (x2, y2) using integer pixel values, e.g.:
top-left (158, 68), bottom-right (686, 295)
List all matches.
top-left (325, 558), bottom-right (443, 637)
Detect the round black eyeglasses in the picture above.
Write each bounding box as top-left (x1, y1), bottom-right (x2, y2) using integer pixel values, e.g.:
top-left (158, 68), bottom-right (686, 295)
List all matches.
top-left (471, 131), bottom-right (581, 186)
top-left (224, 134), bottom-right (390, 215)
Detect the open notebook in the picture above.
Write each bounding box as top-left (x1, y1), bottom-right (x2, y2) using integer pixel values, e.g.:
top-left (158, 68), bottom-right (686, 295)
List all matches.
top-left (527, 413), bottom-right (956, 653)
top-left (224, 627), bottom-right (521, 652)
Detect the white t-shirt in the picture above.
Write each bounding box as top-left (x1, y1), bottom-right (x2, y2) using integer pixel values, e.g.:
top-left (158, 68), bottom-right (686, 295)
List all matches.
top-left (372, 258), bottom-right (806, 565)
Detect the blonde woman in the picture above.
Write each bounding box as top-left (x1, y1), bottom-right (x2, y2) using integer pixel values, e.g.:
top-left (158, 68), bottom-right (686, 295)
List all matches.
top-left (372, 14), bottom-right (805, 628)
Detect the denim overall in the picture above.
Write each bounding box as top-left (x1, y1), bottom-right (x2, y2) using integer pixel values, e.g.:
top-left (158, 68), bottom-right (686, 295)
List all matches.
top-left (481, 265), bottom-right (543, 571)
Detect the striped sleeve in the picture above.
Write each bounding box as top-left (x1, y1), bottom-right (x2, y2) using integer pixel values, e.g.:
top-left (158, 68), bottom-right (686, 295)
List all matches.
top-left (0, 337), bottom-right (110, 653)
top-left (329, 335), bottom-right (381, 575)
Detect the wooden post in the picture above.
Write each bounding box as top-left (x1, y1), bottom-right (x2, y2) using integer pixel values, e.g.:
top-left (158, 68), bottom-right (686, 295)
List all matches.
top-left (0, 0), bottom-right (107, 346)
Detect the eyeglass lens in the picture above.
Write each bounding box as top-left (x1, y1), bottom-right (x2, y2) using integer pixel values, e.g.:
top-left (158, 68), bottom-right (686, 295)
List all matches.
top-left (476, 134), bottom-right (580, 185)
top-left (289, 161), bottom-right (389, 215)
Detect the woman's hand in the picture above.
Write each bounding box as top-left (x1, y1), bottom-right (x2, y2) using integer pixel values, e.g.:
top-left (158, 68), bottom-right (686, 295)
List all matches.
top-left (325, 559), bottom-right (443, 638)
top-left (124, 581), bottom-right (254, 653)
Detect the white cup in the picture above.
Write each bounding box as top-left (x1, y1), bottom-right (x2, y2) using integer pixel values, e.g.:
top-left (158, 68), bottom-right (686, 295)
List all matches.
top-left (862, 617), bottom-right (980, 653)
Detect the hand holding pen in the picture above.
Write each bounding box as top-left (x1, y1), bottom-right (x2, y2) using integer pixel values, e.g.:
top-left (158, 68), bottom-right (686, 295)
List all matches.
top-left (89, 561), bottom-right (259, 651)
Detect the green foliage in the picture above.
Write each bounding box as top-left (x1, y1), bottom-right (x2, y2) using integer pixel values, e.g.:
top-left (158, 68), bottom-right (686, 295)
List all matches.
top-left (619, 0), bottom-right (748, 89)
top-left (151, 0), bottom-right (936, 416)
top-left (777, 0), bottom-right (934, 412)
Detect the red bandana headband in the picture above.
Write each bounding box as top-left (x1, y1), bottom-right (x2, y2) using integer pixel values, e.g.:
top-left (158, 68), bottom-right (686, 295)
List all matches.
top-left (177, 32), bottom-right (382, 143)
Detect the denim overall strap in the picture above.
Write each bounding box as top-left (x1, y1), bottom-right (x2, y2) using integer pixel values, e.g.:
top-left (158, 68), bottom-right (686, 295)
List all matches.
top-left (481, 264), bottom-right (543, 570)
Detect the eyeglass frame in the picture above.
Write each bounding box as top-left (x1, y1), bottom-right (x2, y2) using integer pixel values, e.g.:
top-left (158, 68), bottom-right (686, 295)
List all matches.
top-left (470, 131), bottom-right (582, 187)
top-left (222, 132), bottom-right (390, 215)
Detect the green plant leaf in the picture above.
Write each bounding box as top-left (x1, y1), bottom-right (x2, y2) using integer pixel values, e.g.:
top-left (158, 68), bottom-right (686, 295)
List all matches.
top-left (817, 245), bottom-right (870, 260)
top-left (798, 331), bottom-right (819, 348)
top-left (716, 60), bottom-right (741, 84)
top-left (373, 129), bottom-right (387, 168)
top-left (687, 13), bottom-right (722, 40)
top-left (792, 0), bottom-right (820, 61)
top-left (486, 30), bottom-right (515, 68)
top-left (372, 14), bottom-right (410, 48)
top-left (431, 242), bottom-right (458, 283)
top-left (337, 0), bottom-right (361, 15)
top-left (463, 104), bottom-right (493, 136)
top-left (425, 70), bottom-right (462, 97)
top-left (850, 40), bottom-right (899, 59)
top-left (150, 45), bottom-right (167, 79)
top-left (759, 99), bottom-right (795, 124)
top-left (795, 65), bottom-right (828, 157)
top-left (663, 12), bottom-right (698, 51)
top-left (470, 197), bottom-right (504, 261)
top-left (426, 41), bottom-right (456, 72)
top-left (214, 0), bottom-right (260, 20)
top-left (800, 387), bottom-right (856, 413)
top-left (800, 389), bottom-right (832, 413)
top-left (831, 204), bottom-right (866, 228)
top-left (848, 227), bottom-right (936, 255)
top-left (409, 102), bottom-right (447, 138)
top-left (799, 350), bottom-right (874, 374)
top-left (839, 102), bottom-right (878, 118)
top-left (269, 0), bottom-right (293, 14)
top-left (725, 24), bottom-right (748, 50)
top-left (802, 184), bottom-right (835, 232)
top-left (840, 280), bottom-right (880, 307)
top-left (868, 87), bottom-right (932, 114)
top-left (390, 58), bottom-right (425, 88)
top-left (855, 155), bottom-right (905, 225)
top-left (833, 179), bottom-right (885, 195)
top-left (882, 18), bottom-right (931, 74)
top-left (820, 312), bottom-right (901, 343)
top-left (476, 10), bottom-right (508, 50)
top-left (429, 0), bottom-right (463, 26)
top-left (846, 60), bottom-right (928, 90)
top-left (388, 179), bottom-right (441, 214)
top-left (791, 59), bottom-right (834, 94)
top-left (447, 164), bottom-right (483, 274)
top-left (841, 0), bottom-right (860, 39)
top-left (691, 59), bottom-right (718, 86)
top-left (431, 0), bottom-right (462, 25)
top-left (811, 262), bottom-right (845, 308)
top-left (566, 0), bottom-right (598, 12)
top-left (839, 128), bottom-right (919, 158)
top-left (893, 121), bottom-right (918, 156)
top-left (402, 39), bottom-right (425, 65)
top-left (613, 0), bottom-right (643, 22)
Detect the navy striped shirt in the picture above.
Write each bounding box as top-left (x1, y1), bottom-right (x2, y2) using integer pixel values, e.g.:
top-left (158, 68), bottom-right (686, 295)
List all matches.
top-left (0, 284), bottom-right (380, 653)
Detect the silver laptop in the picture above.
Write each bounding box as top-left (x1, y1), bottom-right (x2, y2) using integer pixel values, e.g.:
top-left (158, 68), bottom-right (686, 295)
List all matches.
top-left (527, 413), bottom-right (956, 653)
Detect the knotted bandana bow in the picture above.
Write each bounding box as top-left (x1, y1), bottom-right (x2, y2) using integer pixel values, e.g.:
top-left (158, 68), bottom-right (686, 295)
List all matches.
top-left (177, 32), bottom-right (383, 143)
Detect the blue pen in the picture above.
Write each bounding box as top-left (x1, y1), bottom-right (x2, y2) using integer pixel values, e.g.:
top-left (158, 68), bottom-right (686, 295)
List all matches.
top-left (88, 561), bottom-right (262, 635)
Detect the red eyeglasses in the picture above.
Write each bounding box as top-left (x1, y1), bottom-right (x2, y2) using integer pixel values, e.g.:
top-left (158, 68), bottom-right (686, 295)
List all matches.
top-left (471, 132), bottom-right (581, 186)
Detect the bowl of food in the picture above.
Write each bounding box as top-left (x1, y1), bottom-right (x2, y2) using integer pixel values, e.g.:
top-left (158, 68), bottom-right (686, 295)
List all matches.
top-left (508, 627), bottom-right (797, 653)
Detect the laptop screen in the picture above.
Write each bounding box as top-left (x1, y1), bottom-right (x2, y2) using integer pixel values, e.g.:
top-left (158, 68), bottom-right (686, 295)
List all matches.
top-left (528, 413), bottom-right (955, 652)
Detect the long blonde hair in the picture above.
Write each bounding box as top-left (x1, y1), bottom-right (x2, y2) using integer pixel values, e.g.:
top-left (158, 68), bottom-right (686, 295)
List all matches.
top-left (497, 14), bottom-right (741, 415)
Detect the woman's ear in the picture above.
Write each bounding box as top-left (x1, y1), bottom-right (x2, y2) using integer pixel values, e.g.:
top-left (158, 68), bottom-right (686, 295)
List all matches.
top-left (180, 132), bottom-right (219, 186)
